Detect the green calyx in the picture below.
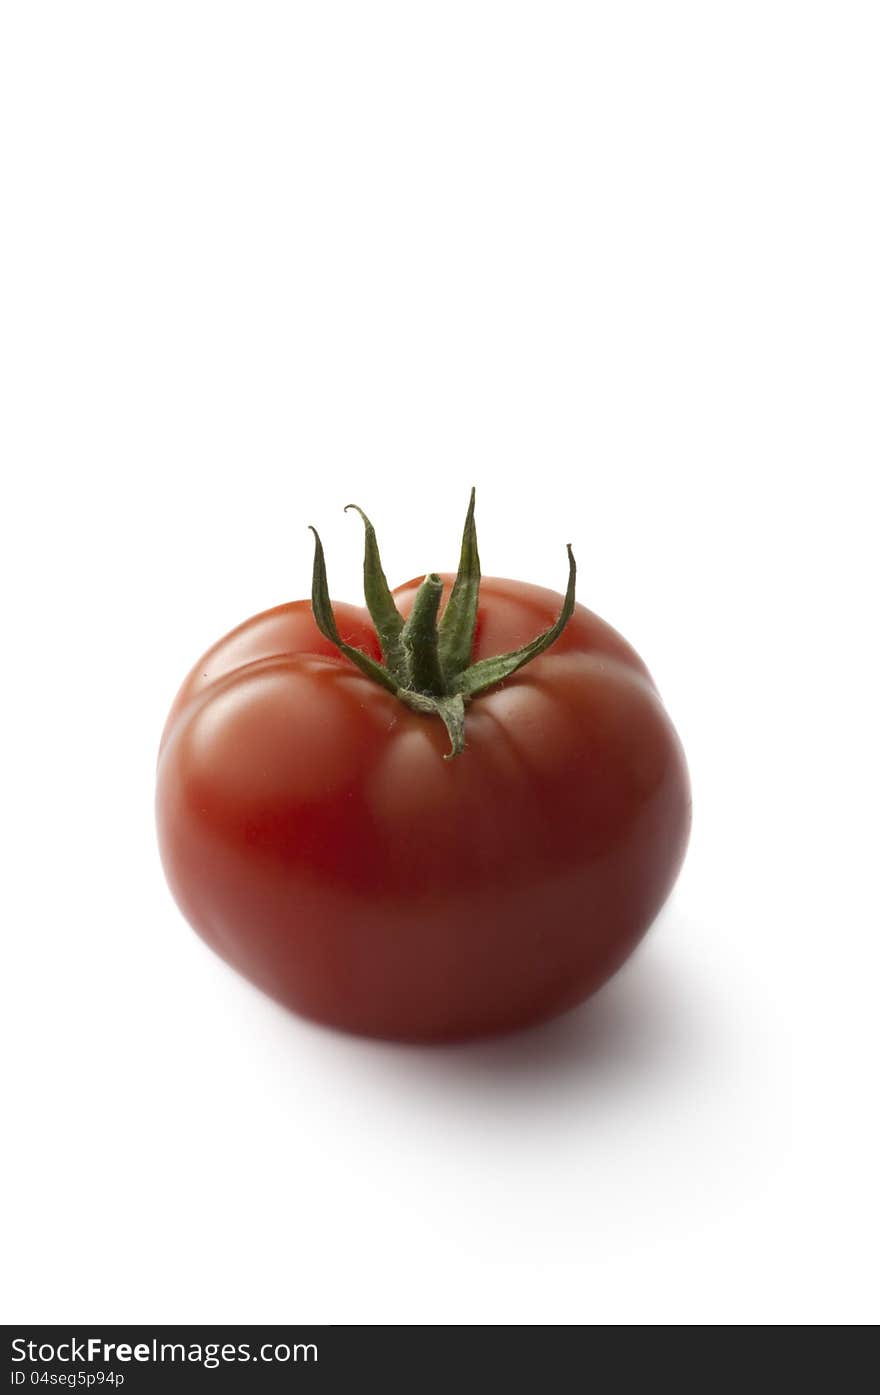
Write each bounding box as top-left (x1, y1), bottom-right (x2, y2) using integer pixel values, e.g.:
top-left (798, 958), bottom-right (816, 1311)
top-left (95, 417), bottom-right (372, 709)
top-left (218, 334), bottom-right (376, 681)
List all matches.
top-left (309, 489), bottom-right (576, 758)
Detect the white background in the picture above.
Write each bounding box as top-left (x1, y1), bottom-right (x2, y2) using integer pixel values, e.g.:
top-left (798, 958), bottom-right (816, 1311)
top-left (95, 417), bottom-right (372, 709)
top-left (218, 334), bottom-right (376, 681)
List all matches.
top-left (2, 3), bottom-right (878, 1325)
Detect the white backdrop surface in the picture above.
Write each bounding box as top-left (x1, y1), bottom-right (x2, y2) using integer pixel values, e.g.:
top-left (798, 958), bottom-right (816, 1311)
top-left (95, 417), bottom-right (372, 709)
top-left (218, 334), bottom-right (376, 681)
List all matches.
top-left (1, 2), bottom-right (877, 1324)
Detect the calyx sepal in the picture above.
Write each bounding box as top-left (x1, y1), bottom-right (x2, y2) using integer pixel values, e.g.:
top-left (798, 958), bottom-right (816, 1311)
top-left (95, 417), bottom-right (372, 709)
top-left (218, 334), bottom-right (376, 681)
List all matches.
top-left (309, 489), bottom-right (576, 757)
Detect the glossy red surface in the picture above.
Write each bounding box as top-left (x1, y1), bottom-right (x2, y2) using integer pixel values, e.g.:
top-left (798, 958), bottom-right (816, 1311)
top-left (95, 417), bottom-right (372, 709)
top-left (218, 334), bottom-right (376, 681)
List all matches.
top-left (156, 576), bottom-right (691, 1040)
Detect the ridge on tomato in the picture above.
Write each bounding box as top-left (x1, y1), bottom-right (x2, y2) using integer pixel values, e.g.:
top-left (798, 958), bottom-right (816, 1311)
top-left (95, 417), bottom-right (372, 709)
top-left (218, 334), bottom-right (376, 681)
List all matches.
top-left (156, 491), bottom-right (691, 1041)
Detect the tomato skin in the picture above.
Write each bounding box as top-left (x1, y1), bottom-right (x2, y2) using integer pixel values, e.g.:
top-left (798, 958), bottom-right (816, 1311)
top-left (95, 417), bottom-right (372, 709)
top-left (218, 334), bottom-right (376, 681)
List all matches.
top-left (156, 576), bottom-right (690, 1041)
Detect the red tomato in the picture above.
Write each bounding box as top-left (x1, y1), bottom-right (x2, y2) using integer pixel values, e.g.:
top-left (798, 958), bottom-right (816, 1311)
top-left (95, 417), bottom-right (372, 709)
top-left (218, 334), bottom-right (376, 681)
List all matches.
top-left (156, 501), bottom-right (690, 1041)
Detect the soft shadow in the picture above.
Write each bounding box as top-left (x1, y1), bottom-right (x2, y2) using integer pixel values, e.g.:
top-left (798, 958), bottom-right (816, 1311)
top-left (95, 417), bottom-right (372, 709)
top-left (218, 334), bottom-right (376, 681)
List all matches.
top-left (324, 910), bottom-right (704, 1114)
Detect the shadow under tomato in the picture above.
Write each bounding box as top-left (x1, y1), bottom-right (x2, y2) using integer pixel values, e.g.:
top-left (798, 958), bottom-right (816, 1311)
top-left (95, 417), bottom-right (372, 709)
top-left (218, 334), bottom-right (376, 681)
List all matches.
top-left (320, 905), bottom-right (703, 1114)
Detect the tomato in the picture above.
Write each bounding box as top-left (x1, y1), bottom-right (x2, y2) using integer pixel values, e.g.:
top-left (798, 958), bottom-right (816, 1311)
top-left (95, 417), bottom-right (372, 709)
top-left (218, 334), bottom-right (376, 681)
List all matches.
top-left (156, 495), bottom-right (690, 1041)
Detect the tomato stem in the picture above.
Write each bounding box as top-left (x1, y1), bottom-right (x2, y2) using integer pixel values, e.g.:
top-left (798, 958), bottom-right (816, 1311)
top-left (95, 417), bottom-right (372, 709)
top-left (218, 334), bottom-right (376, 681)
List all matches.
top-left (401, 573), bottom-right (446, 694)
top-left (309, 491), bottom-right (576, 757)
